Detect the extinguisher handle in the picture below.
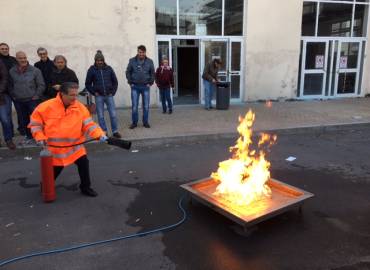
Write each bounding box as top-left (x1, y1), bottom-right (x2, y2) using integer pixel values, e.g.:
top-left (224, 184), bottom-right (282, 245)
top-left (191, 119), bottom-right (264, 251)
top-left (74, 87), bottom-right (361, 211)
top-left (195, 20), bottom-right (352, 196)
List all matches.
top-left (37, 140), bottom-right (47, 147)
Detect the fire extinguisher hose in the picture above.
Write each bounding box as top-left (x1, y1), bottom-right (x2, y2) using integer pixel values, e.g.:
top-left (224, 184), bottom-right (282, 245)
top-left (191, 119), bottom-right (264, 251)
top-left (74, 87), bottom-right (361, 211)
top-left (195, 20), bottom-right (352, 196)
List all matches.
top-left (0, 196), bottom-right (187, 267)
top-left (46, 137), bottom-right (132, 150)
top-left (46, 138), bottom-right (96, 148)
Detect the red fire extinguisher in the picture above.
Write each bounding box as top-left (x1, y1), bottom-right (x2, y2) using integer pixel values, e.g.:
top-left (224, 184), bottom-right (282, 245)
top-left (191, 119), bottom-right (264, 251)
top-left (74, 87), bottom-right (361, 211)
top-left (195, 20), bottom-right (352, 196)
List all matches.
top-left (40, 148), bottom-right (56, 203)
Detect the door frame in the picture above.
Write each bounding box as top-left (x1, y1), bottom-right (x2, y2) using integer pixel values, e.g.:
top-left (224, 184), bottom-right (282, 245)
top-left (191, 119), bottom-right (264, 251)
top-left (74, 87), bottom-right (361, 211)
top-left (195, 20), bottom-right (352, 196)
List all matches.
top-left (155, 37), bottom-right (173, 106)
top-left (299, 36), bottom-right (366, 99)
top-left (156, 36), bottom-right (244, 105)
top-left (334, 39), bottom-right (363, 98)
top-left (200, 38), bottom-right (229, 104)
top-left (176, 45), bottom-right (199, 99)
top-left (299, 39), bottom-right (329, 99)
top-left (228, 37), bottom-right (244, 101)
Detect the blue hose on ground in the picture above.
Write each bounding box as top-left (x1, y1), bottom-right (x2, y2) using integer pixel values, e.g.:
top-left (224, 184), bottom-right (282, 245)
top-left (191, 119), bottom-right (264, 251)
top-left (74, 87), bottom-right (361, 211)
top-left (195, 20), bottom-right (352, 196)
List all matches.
top-left (0, 196), bottom-right (187, 268)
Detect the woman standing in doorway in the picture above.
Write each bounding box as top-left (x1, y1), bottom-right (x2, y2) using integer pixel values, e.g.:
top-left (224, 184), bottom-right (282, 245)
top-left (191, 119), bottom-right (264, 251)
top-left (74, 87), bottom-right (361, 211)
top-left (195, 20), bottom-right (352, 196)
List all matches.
top-left (155, 58), bottom-right (174, 114)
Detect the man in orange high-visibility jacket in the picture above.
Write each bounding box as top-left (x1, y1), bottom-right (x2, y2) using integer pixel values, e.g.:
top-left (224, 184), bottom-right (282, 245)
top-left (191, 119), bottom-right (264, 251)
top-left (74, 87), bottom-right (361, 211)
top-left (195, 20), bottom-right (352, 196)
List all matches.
top-left (29, 82), bottom-right (107, 197)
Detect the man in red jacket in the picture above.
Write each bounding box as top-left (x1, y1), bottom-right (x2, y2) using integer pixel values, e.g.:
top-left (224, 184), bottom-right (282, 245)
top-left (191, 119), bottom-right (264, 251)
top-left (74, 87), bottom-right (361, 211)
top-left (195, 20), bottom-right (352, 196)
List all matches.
top-left (155, 58), bottom-right (174, 114)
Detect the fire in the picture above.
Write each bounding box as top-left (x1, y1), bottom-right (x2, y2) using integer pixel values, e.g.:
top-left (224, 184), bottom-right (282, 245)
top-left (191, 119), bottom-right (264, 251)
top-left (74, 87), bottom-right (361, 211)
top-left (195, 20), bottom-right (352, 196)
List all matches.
top-left (212, 110), bottom-right (277, 206)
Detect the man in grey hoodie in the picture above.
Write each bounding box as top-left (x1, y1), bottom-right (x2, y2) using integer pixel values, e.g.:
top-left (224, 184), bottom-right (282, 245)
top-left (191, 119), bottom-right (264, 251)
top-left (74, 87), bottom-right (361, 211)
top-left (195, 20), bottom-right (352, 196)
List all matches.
top-left (9, 51), bottom-right (45, 143)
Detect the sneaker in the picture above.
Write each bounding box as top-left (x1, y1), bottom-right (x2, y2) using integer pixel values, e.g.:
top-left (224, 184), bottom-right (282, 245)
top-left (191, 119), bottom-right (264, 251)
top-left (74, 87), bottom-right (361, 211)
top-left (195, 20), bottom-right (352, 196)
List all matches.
top-left (81, 187), bottom-right (98, 197)
top-left (6, 140), bottom-right (16, 150)
top-left (143, 123), bottom-right (151, 128)
top-left (113, 132), bottom-right (122, 138)
top-left (129, 124), bottom-right (137, 129)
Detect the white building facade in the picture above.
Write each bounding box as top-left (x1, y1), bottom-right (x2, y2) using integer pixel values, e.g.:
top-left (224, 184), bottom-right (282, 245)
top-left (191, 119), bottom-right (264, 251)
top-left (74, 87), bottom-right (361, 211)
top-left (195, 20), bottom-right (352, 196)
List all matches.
top-left (1, 0), bottom-right (369, 107)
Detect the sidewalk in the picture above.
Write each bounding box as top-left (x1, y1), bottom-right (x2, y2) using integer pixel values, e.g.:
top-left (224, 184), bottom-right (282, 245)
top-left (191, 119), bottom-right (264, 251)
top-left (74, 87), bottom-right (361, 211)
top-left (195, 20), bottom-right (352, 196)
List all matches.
top-left (2, 97), bottom-right (370, 148)
top-left (113, 97), bottom-right (370, 140)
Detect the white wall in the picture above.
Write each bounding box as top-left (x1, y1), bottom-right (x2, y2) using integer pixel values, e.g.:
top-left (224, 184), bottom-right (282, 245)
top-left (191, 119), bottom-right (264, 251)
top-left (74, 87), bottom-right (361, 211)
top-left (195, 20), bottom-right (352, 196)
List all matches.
top-left (244, 0), bottom-right (302, 101)
top-left (360, 8), bottom-right (370, 96)
top-left (0, 0), bottom-right (156, 107)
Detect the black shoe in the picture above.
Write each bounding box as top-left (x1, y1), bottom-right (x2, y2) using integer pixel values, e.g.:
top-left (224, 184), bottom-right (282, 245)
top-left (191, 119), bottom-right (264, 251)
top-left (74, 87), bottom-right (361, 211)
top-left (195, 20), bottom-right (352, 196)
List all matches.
top-left (168, 110), bottom-right (173, 114)
top-left (143, 123), bottom-right (151, 128)
top-left (113, 132), bottom-right (122, 138)
top-left (129, 124), bottom-right (137, 129)
top-left (6, 140), bottom-right (16, 150)
top-left (81, 188), bottom-right (98, 197)
top-left (162, 111), bottom-right (167, 114)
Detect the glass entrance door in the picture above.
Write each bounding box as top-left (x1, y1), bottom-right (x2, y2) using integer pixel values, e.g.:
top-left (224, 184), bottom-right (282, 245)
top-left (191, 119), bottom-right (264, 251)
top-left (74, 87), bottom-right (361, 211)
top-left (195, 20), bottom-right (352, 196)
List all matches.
top-left (300, 40), bottom-right (329, 98)
top-left (229, 40), bottom-right (242, 99)
top-left (334, 41), bottom-right (362, 97)
top-left (300, 38), bottom-right (364, 99)
top-left (201, 39), bottom-right (228, 104)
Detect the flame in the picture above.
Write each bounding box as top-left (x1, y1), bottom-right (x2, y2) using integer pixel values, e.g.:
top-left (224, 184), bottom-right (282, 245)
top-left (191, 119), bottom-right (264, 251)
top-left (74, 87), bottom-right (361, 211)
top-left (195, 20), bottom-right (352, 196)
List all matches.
top-left (212, 110), bottom-right (277, 206)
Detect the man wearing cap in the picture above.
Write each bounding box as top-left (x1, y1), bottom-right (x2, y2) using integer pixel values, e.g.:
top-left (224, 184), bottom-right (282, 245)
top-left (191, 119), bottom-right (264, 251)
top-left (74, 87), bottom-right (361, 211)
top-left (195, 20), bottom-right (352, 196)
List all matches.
top-left (85, 50), bottom-right (121, 138)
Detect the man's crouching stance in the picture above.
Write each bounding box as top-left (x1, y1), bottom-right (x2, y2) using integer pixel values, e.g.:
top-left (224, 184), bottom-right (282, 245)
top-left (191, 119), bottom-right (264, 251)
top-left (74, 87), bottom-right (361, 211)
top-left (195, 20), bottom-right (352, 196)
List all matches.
top-left (29, 82), bottom-right (107, 197)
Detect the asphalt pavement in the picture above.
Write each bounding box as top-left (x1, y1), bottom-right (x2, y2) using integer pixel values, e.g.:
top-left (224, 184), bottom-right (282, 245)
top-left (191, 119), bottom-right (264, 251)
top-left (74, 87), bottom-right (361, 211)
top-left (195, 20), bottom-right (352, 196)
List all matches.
top-left (1, 127), bottom-right (370, 270)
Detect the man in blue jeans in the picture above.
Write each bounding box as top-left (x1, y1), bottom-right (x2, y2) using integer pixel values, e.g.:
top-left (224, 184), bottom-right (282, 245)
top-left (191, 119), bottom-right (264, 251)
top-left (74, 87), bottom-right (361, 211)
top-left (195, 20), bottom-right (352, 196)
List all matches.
top-left (202, 58), bottom-right (221, 110)
top-left (9, 51), bottom-right (45, 145)
top-left (125, 45), bottom-right (155, 129)
top-left (85, 50), bottom-right (121, 138)
top-left (0, 59), bottom-right (15, 149)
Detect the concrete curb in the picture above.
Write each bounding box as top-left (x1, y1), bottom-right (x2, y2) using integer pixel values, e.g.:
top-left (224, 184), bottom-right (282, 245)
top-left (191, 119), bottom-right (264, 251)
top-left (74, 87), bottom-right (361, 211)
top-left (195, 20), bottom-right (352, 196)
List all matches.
top-left (1, 122), bottom-right (370, 158)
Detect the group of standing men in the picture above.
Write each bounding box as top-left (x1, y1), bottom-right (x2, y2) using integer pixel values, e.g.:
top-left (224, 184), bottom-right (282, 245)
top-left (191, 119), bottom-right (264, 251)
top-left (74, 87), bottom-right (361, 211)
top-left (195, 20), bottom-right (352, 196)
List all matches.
top-left (0, 43), bottom-right (177, 150)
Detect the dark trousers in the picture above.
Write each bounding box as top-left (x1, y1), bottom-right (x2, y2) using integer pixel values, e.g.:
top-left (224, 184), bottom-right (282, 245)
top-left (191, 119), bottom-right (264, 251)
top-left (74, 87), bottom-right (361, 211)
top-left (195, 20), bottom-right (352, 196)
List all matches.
top-left (159, 88), bottom-right (173, 112)
top-left (12, 100), bottom-right (26, 135)
top-left (53, 155), bottom-right (91, 190)
top-left (15, 99), bottom-right (40, 139)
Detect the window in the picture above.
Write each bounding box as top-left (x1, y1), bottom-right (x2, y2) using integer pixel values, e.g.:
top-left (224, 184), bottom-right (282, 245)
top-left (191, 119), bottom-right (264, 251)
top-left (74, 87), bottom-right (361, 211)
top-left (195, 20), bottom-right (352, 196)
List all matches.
top-left (155, 0), bottom-right (244, 36)
top-left (301, 1), bottom-right (369, 37)
top-left (354, 4), bottom-right (368, 37)
top-left (224, 0), bottom-right (244, 35)
top-left (156, 0), bottom-right (177, 34)
top-left (302, 2), bottom-right (317, 36)
top-left (179, 0), bottom-right (222, 35)
top-left (318, 3), bottom-right (352, 36)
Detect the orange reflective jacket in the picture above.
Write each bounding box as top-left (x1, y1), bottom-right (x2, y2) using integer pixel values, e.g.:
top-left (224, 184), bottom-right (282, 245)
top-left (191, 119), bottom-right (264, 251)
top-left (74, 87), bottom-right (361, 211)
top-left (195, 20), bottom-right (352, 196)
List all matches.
top-left (29, 94), bottom-right (104, 166)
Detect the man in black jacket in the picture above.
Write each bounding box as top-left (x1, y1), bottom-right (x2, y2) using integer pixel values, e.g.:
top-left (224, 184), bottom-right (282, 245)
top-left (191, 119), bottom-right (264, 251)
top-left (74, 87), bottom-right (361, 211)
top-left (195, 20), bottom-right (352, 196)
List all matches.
top-left (0, 59), bottom-right (15, 149)
top-left (0, 42), bottom-right (25, 136)
top-left (47, 55), bottom-right (78, 99)
top-left (34, 47), bottom-right (54, 98)
top-left (125, 45), bottom-right (155, 129)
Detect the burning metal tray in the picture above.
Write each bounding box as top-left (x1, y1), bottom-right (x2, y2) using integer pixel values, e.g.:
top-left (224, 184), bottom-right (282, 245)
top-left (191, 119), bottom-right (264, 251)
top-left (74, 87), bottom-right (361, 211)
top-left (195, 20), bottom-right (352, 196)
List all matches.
top-left (181, 177), bottom-right (314, 228)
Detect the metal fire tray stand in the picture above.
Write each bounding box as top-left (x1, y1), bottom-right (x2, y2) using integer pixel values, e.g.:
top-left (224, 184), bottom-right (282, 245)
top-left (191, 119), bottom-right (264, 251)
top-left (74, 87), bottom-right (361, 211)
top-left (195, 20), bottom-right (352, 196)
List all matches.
top-left (181, 177), bottom-right (314, 235)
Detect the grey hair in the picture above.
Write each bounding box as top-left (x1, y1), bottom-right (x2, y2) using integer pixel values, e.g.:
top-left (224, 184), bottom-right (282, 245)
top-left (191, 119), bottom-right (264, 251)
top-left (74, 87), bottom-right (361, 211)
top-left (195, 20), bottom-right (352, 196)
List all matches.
top-left (37, 47), bottom-right (47, 54)
top-left (54, 55), bottom-right (67, 63)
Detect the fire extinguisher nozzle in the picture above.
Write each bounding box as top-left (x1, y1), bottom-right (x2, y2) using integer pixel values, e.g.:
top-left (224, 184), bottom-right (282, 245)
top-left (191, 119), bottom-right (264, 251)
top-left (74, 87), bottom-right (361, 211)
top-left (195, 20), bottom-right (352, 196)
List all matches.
top-left (107, 137), bottom-right (132, 150)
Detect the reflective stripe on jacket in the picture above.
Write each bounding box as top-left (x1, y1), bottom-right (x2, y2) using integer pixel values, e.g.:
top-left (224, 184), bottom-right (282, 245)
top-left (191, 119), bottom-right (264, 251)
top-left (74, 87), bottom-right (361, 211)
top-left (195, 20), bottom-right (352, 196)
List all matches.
top-left (28, 94), bottom-right (104, 166)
